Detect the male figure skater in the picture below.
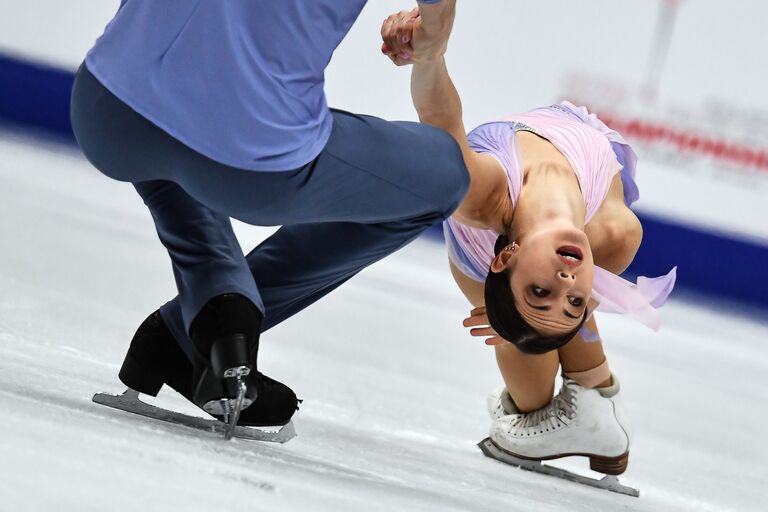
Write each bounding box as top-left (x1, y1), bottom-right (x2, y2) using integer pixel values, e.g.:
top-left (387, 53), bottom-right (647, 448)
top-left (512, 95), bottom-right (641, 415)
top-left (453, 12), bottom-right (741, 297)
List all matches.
top-left (70, 0), bottom-right (465, 434)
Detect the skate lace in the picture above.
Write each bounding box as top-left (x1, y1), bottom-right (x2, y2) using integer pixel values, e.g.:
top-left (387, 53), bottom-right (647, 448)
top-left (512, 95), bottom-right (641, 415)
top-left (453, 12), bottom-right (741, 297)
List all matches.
top-left (510, 379), bottom-right (577, 432)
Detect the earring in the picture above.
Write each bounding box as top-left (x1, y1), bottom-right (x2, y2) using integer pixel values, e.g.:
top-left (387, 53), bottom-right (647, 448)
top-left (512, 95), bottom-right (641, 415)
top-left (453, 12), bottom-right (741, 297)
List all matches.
top-left (505, 241), bottom-right (518, 252)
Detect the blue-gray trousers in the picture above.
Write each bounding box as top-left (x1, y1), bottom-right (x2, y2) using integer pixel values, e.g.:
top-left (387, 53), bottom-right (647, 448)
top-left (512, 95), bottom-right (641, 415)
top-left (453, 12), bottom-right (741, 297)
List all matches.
top-left (70, 65), bottom-right (469, 356)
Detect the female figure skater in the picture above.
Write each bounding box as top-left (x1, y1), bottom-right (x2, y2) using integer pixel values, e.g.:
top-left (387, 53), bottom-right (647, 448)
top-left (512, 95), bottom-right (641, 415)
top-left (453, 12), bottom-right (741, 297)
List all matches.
top-left (382, 9), bottom-right (675, 475)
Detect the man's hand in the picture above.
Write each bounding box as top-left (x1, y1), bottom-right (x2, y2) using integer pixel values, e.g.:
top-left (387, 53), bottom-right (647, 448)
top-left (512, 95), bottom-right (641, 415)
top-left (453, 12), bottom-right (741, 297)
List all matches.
top-left (381, 1), bottom-right (455, 66)
top-left (463, 306), bottom-right (506, 346)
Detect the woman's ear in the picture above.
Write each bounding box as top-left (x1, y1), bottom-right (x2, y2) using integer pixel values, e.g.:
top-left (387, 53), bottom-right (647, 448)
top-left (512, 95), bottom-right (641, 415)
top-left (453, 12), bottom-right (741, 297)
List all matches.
top-left (490, 245), bottom-right (516, 273)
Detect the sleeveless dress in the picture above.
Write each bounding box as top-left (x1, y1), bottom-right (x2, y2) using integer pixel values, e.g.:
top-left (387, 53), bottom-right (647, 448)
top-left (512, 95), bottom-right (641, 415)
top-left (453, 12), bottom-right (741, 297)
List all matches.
top-left (444, 102), bottom-right (676, 331)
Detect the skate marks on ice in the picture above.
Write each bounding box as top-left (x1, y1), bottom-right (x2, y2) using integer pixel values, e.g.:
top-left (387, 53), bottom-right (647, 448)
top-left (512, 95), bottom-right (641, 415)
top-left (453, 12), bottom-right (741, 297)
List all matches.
top-left (92, 388), bottom-right (296, 443)
top-left (478, 438), bottom-right (640, 498)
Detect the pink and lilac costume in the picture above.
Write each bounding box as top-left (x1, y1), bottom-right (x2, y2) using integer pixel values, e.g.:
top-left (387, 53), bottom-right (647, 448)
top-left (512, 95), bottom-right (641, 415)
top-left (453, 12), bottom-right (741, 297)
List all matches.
top-left (444, 102), bottom-right (676, 330)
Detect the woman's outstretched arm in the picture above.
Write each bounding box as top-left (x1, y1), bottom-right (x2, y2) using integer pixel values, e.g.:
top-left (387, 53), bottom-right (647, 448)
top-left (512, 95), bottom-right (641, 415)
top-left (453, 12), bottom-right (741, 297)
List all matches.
top-left (381, 5), bottom-right (507, 227)
top-left (411, 58), bottom-right (508, 226)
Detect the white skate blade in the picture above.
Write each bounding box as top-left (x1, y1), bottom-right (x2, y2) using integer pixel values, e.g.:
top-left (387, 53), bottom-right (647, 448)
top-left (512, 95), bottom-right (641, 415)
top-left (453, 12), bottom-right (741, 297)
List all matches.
top-left (478, 438), bottom-right (639, 498)
top-left (92, 388), bottom-right (296, 443)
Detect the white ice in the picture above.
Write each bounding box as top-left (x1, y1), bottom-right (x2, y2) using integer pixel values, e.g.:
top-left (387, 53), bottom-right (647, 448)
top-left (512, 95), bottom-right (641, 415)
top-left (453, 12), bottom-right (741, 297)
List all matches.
top-left (1, 132), bottom-right (766, 511)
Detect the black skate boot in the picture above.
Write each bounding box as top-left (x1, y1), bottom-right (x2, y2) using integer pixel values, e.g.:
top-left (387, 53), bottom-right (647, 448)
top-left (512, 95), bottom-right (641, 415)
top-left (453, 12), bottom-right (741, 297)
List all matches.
top-left (188, 294), bottom-right (261, 437)
top-left (119, 308), bottom-right (298, 429)
top-left (119, 311), bottom-right (193, 399)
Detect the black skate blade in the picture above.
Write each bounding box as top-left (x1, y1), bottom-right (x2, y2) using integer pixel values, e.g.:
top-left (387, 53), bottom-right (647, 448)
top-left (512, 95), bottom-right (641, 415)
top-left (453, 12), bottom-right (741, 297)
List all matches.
top-left (92, 388), bottom-right (296, 443)
top-left (477, 438), bottom-right (639, 498)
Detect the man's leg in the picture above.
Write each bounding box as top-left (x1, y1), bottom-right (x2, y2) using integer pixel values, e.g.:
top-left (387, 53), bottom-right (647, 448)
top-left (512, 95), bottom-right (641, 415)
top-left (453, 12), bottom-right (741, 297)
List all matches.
top-left (133, 180), bottom-right (264, 357)
top-left (75, 64), bottom-right (467, 359)
top-left (160, 110), bottom-right (469, 350)
top-left (162, 214), bottom-right (439, 346)
top-left (73, 65), bottom-right (467, 419)
top-left (72, 65), bottom-right (264, 336)
top-left (72, 65), bottom-right (274, 414)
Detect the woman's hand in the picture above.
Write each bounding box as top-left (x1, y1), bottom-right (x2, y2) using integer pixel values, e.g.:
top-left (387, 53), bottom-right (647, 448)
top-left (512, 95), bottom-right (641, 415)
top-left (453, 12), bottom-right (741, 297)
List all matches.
top-left (463, 306), bottom-right (507, 346)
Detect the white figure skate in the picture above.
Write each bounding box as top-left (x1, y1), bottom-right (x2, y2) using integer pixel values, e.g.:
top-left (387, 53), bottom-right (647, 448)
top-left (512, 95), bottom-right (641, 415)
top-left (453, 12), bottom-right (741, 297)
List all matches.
top-left (479, 375), bottom-right (638, 497)
top-left (486, 385), bottom-right (519, 420)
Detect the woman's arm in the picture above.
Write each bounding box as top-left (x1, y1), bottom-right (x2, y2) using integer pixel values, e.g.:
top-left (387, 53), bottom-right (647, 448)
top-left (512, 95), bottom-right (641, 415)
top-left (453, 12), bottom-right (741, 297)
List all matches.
top-left (585, 174), bottom-right (643, 274)
top-left (589, 207), bottom-right (643, 274)
top-left (411, 58), bottom-right (508, 226)
top-left (382, 6), bottom-right (508, 227)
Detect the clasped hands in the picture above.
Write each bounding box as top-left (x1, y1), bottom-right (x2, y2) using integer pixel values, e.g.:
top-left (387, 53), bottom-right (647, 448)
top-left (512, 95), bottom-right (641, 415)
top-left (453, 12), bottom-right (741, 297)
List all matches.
top-left (380, 7), bottom-right (452, 66)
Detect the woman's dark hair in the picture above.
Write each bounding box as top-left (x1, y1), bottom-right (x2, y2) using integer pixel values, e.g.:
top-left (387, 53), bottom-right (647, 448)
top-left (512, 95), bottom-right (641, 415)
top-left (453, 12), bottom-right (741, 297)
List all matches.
top-left (484, 235), bottom-right (587, 354)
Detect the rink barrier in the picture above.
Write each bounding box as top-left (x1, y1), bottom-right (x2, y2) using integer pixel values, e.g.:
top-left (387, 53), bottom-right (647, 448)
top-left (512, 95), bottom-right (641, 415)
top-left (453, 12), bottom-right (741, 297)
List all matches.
top-left (0, 53), bottom-right (75, 139)
top-left (2, 52), bottom-right (767, 309)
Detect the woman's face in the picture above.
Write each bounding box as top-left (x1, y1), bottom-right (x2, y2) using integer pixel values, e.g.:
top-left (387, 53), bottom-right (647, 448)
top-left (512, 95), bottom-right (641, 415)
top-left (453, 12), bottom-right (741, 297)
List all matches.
top-left (492, 227), bottom-right (594, 336)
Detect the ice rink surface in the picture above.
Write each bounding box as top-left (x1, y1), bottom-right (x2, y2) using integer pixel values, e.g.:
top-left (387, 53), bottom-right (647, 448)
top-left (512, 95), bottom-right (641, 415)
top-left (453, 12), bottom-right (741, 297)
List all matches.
top-left (1, 132), bottom-right (766, 512)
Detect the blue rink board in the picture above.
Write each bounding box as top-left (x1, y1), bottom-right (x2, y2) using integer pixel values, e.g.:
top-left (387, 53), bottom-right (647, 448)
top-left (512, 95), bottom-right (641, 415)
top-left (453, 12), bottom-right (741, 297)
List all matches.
top-left (2, 53), bottom-right (766, 309)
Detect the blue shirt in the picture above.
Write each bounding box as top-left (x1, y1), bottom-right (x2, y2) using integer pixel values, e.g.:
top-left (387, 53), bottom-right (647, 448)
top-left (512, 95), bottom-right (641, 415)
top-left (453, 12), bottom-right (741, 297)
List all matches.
top-left (86, 0), bottom-right (444, 172)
